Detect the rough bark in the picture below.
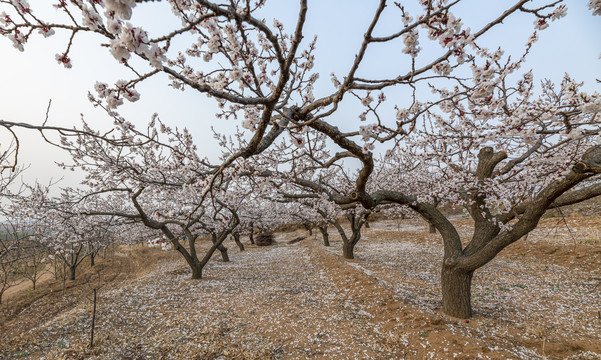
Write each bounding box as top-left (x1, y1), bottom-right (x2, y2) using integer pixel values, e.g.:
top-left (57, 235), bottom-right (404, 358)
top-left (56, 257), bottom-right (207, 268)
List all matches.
top-left (342, 241), bottom-right (355, 259)
top-left (191, 264), bottom-right (203, 279)
top-left (441, 265), bottom-right (474, 319)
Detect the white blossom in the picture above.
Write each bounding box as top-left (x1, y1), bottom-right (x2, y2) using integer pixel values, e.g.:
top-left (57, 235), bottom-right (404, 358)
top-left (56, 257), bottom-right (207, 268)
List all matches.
top-left (432, 61), bottom-right (452, 76)
top-left (105, 0), bottom-right (136, 20)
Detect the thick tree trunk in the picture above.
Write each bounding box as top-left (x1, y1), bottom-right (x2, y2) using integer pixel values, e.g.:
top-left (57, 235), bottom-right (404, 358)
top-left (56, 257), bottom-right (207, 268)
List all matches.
top-left (342, 241), bottom-right (355, 259)
top-left (191, 264), bottom-right (203, 279)
top-left (441, 265), bottom-right (474, 318)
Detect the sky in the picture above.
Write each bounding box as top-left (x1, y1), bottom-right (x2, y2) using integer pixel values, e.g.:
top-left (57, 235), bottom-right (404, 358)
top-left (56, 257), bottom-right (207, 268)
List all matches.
top-left (0, 0), bottom-right (600, 190)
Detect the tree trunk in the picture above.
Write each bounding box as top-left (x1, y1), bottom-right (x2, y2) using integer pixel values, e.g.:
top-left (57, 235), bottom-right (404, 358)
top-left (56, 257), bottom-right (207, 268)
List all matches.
top-left (191, 263), bottom-right (203, 279)
top-left (210, 234), bottom-right (230, 262)
top-left (441, 265), bottom-right (474, 318)
top-left (218, 244), bottom-right (229, 262)
top-left (69, 265), bottom-right (76, 281)
top-left (342, 241), bottom-right (354, 259)
top-left (233, 233), bottom-right (244, 251)
top-left (318, 226), bottom-right (330, 247)
top-left (90, 252), bottom-right (95, 266)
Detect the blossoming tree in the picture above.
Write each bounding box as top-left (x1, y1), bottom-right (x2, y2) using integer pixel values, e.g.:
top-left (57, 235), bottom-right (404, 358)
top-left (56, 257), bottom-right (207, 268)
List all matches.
top-left (2, 0), bottom-right (601, 319)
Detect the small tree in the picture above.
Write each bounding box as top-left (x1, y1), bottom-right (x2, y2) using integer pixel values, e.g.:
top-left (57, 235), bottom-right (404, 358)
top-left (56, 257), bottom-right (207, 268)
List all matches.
top-left (18, 239), bottom-right (48, 290)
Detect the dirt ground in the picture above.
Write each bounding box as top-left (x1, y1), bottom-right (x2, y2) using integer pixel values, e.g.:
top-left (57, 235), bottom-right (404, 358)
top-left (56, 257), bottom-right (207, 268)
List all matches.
top-left (0, 216), bottom-right (600, 359)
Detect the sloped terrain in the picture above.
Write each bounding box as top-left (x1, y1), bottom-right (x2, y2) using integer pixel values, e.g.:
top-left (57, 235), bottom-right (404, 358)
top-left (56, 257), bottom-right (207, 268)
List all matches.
top-left (0, 217), bottom-right (600, 359)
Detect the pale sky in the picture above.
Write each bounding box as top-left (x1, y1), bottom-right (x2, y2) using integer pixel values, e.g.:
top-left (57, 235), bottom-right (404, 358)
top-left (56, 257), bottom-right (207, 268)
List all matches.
top-left (0, 0), bottom-right (599, 189)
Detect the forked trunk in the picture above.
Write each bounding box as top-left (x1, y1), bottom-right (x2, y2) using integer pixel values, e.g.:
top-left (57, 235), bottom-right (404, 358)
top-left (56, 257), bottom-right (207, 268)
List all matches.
top-left (342, 241), bottom-right (354, 259)
top-left (441, 265), bottom-right (474, 318)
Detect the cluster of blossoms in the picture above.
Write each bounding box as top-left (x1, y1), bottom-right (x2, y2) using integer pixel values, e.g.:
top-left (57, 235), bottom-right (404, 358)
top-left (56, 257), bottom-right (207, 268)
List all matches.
top-left (359, 124), bottom-right (381, 153)
top-left (402, 29), bottom-right (420, 57)
top-left (81, 4), bottom-right (102, 30)
top-left (534, 4), bottom-right (568, 30)
top-left (94, 80), bottom-right (140, 108)
top-left (105, 0), bottom-right (136, 20)
top-left (432, 61), bottom-right (452, 76)
top-left (110, 23), bottom-right (165, 69)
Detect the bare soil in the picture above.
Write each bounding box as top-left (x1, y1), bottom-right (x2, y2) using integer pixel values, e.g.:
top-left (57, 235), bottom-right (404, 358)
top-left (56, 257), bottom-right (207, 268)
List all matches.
top-left (0, 216), bottom-right (600, 359)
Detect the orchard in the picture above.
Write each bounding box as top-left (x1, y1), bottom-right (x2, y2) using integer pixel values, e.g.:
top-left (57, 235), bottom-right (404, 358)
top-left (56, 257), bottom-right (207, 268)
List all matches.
top-left (1, 0), bottom-right (600, 358)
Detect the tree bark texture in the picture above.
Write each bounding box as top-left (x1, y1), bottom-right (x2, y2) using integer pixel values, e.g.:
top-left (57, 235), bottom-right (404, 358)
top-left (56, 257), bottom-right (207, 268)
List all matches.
top-left (342, 241), bottom-right (355, 259)
top-left (441, 265), bottom-right (474, 319)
